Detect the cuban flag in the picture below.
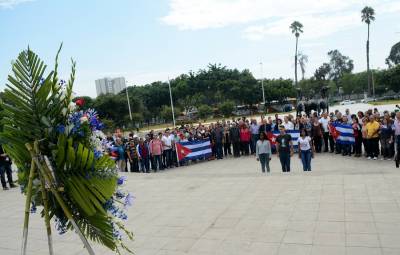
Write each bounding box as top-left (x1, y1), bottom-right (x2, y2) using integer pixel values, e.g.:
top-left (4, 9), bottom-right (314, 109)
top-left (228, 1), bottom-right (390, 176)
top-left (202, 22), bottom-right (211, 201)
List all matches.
top-left (267, 130), bottom-right (300, 152)
top-left (330, 122), bottom-right (355, 144)
top-left (176, 139), bottom-right (212, 161)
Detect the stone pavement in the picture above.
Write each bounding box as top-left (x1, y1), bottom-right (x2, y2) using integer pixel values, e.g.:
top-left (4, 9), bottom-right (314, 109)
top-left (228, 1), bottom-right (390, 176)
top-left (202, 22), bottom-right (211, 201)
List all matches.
top-left (1, 154), bottom-right (400, 255)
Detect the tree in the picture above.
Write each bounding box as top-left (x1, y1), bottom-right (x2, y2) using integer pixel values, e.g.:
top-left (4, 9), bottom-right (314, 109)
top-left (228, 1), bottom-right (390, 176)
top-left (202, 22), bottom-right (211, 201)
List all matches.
top-left (298, 52), bottom-right (308, 80)
top-left (327, 50), bottom-right (354, 93)
top-left (361, 6), bottom-right (375, 96)
top-left (314, 63), bottom-right (331, 81)
top-left (160, 105), bottom-right (179, 122)
top-left (218, 101), bottom-right (235, 117)
top-left (290, 21), bottom-right (304, 88)
top-left (386, 41), bottom-right (400, 67)
top-left (197, 105), bottom-right (213, 120)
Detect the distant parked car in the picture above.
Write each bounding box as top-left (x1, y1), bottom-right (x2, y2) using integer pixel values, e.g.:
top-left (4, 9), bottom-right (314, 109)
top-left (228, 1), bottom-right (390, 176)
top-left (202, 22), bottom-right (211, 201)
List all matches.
top-left (340, 100), bottom-right (356, 105)
top-left (361, 98), bottom-right (377, 103)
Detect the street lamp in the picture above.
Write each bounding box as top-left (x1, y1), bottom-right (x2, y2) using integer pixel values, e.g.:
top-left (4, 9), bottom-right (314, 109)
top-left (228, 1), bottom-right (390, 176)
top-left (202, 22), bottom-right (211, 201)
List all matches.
top-left (259, 62), bottom-right (266, 110)
top-left (124, 81), bottom-right (133, 127)
top-left (167, 78), bottom-right (176, 128)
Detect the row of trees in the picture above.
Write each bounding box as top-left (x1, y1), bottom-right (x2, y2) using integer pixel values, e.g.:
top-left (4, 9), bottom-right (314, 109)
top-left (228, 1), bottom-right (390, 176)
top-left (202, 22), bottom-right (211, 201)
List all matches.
top-left (75, 50), bottom-right (399, 129)
top-left (290, 6), bottom-right (377, 96)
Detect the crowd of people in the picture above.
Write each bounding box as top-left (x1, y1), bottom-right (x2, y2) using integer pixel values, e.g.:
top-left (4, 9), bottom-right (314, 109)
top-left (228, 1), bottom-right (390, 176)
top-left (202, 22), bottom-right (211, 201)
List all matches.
top-left (3, 106), bottom-right (398, 191)
top-left (104, 106), bottom-right (400, 174)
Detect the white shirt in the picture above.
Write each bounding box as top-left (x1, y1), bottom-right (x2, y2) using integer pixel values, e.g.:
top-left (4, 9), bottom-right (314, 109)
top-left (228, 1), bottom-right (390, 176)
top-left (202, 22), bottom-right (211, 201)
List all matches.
top-left (162, 135), bottom-right (173, 150)
top-left (283, 121), bottom-right (294, 130)
top-left (298, 136), bottom-right (312, 151)
top-left (319, 118), bottom-right (329, 132)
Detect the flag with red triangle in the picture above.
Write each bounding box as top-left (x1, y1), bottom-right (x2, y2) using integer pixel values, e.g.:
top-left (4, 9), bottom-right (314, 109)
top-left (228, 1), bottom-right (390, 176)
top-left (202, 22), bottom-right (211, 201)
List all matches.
top-left (176, 142), bottom-right (193, 161)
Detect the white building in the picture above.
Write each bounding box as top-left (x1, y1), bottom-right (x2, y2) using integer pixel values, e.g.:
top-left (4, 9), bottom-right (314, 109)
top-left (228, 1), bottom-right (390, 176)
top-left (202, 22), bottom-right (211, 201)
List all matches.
top-left (95, 77), bottom-right (126, 96)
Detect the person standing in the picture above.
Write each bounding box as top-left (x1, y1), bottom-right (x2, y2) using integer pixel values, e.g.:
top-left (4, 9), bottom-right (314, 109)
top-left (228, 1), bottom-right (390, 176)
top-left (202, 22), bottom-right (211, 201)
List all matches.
top-left (230, 123), bottom-right (241, 157)
top-left (214, 123), bottom-right (224, 159)
top-left (137, 138), bottom-right (150, 173)
top-left (276, 125), bottom-right (294, 172)
top-left (311, 118), bottom-right (323, 153)
top-left (115, 138), bottom-right (127, 172)
top-left (161, 129), bottom-right (173, 168)
top-left (298, 129), bottom-right (314, 171)
top-left (127, 140), bottom-right (140, 172)
top-left (380, 118), bottom-right (394, 160)
top-left (250, 119), bottom-right (260, 155)
top-left (256, 133), bottom-right (272, 173)
top-left (240, 124), bottom-right (251, 155)
top-left (223, 125), bottom-right (232, 157)
top-left (150, 133), bottom-right (164, 171)
top-left (319, 113), bottom-right (330, 152)
top-left (352, 117), bottom-right (363, 157)
top-left (0, 145), bottom-right (16, 190)
top-left (394, 112), bottom-right (400, 167)
top-left (366, 115), bottom-right (380, 160)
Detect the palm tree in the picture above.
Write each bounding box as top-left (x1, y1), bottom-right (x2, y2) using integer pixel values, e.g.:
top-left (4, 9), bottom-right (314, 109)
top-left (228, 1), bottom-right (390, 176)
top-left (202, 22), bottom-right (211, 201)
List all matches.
top-left (290, 21), bottom-right (304, 88)
top-left (298, 52), bottom-right (308, 80)
top-left (361, 6), bottom-right (375, 97)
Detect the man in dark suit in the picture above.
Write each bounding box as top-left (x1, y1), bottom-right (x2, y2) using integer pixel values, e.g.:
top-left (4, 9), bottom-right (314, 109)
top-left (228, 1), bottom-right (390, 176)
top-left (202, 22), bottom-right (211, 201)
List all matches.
top-left (0, 145), bottom-right (16, 190)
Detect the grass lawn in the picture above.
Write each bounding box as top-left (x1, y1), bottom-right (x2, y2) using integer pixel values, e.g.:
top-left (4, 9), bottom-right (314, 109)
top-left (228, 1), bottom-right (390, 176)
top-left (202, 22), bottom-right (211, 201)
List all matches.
top-left (370, 99), bottom-right (400, 105)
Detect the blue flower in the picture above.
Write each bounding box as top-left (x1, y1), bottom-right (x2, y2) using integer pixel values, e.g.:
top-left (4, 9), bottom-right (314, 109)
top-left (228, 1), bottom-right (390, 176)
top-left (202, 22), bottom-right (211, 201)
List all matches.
top-left (94, 150), bottom-right (102, 159)
top-left (59, 79), bottom-right (66, 87)
top-left (39, 77), bottom-right (45, 85)
top-left (124, 193), bottom-right (134, 208)
top-left (117, 176), bottom-right (127, 186)
top-left (56, 124), bottom-right (65, 134)
top-left (116, 190), bottom-right (125, 199)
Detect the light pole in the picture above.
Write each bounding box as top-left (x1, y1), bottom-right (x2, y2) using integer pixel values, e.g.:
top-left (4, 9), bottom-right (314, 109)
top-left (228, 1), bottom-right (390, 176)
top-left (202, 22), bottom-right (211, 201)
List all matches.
top-left (124, 81), bottom-right (133, 126)
top-left (167, 77), bottom-right (176, 128)
top-left (259, 62), bottom-right (266, 109)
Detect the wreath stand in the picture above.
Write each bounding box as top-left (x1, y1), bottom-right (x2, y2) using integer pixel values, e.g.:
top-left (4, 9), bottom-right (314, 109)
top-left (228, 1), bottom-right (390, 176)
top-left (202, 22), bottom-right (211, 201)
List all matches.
top-left (20, 141), bottom-right (95, 255)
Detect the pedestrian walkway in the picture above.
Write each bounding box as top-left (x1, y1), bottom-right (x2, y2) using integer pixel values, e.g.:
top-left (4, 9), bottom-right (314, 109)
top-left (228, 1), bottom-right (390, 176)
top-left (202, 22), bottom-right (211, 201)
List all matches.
top-left (1, 154), bottom-right (400, 255)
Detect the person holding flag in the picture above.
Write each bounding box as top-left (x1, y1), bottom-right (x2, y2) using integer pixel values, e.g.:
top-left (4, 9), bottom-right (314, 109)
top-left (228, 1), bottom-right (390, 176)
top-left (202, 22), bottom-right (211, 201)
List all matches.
top-left (276, 125), bottom-right (294, 172)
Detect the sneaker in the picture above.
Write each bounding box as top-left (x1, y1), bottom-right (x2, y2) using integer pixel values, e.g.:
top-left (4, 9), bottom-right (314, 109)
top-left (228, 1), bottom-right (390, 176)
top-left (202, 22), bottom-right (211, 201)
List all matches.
top-left (368, 157), bottom-right (372, 160)
top-left (10, 184), bottom-right (17, 188)
top-left (381, 158), bottom-right (384, 161)
top-left (387, 158), bottom-right (392, 161)
top-left (3, 187), bottom-right (9, 190)
top-left (373, 157), bottom-right (377, 160)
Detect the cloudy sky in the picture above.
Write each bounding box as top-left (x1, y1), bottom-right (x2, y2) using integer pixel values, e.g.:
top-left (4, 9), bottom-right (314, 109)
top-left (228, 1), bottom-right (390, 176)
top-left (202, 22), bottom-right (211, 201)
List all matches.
top-left (0, 0), bottom-right (399, 97)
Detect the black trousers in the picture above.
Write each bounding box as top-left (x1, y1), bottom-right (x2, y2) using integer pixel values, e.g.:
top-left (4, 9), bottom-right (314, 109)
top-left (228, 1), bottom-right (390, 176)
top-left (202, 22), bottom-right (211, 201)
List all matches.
top-left (354, 136), bottom-right (362, 155)
top-left (163, 149), bottom-right (173, 168)
top-left (240, 141), bottom-right (250, 155)
top-left (313, 136), bottom-right (322, 153)
top-left (367, 138), bottom-right (380, 158)
top-left (129, 158), bottom-right (139, 172)
top-left (232, 141), bottom-right (240, 157)
top-left (216, 142), bottom-right (223, 159)
top-left (224, 142), bottom-right (232, 156)
top-left (329, 135), bottom-right (335, 152)
top-left (323, 132), bottom-right (329, 152)
top-left (0, 164), bottom-right (13, 188)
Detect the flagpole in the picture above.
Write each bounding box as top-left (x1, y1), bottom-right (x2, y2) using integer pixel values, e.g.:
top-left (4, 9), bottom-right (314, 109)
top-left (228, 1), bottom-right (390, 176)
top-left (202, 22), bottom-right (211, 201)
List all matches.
top-left (168, 77), bottom-right (176, 128)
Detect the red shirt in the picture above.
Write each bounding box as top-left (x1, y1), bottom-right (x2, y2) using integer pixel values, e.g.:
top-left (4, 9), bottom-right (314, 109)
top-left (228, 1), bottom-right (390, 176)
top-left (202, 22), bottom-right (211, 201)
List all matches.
top-left (240, 128), bottom-right (251, 142)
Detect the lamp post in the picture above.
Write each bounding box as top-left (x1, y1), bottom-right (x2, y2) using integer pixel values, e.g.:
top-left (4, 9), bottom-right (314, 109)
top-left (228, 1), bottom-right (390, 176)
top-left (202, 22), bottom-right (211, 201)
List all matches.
top-left (259, 62), bottom-right (266, 111)
top-left (124, 81), bottom-right (133, 127)
top-left (167, 77), bottom-right (176, 128)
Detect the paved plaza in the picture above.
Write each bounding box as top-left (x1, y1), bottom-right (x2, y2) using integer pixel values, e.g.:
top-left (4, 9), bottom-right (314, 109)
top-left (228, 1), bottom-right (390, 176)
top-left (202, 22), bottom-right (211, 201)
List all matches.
top-left (1, 154), bottom-right (400, 255)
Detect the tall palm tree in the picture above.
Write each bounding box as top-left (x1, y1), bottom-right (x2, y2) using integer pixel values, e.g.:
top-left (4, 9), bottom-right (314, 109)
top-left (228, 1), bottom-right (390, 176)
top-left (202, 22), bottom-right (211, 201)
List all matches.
top-left (290, 21), bottom-right (304, 88)
top-left (361, 6), bottom-right (375, 97)
top-left (298, 52), bottom-right (308, 80)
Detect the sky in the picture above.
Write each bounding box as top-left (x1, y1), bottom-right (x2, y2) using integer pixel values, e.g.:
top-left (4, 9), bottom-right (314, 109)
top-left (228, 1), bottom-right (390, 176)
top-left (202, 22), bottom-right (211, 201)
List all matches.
top-left (0, 0), bottom-right (399, 97)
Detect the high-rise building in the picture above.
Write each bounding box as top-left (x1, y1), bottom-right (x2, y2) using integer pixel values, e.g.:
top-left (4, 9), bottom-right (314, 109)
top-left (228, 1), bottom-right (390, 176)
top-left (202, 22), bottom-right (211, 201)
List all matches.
top-left (95, 77), bottom-right (126, 96)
